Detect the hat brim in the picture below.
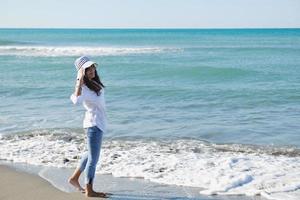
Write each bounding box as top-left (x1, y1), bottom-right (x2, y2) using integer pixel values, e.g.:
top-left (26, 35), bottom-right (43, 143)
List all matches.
top-left (81, 61), bottom-right (98, 70)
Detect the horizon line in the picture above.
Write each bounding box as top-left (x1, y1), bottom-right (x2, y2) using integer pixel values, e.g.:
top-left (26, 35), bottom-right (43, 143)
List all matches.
top-left (0, 27), bottom-right (300, 30)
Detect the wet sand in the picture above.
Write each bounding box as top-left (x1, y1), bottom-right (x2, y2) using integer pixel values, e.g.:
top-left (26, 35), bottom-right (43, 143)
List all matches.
top-left (0, 165), bottom-right (86, 200)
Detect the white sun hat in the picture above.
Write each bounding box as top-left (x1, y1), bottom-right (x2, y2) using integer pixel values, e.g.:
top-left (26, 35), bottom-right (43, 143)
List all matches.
top-left (74, 56), bottom-right (98, 71)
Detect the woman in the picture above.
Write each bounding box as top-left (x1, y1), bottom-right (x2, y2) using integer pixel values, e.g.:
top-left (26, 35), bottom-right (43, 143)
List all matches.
top-left (68, 56), bottom-right (108, 198)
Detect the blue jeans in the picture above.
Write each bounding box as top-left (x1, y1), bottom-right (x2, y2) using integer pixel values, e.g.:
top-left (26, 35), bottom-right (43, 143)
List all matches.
top-left (78, 126), bottom-right (103, 184)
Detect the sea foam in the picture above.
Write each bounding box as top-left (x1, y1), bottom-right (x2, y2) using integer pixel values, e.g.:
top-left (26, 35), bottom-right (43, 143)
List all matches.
top-left (0, 130), bottom-right (299, 200)
top-left (0, 46), bottom-right (181, 57)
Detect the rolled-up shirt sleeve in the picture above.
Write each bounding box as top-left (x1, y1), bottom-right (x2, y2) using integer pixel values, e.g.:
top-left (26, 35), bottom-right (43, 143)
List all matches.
top-left (70, 93), bottom-right (84, 105)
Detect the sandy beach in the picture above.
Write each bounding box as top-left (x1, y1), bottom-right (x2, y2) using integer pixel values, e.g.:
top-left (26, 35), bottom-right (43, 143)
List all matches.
top-left (0, 163), bottom-right (269, 200)
top-left (0, 165), bottom-right (86, 200)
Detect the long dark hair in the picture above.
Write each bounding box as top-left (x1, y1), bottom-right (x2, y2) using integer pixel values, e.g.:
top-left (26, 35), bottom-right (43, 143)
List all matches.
top-left (83, 67), bottom-right (105, 96)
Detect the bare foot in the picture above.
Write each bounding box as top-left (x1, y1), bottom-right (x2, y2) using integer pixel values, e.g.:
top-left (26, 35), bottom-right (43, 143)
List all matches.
top-left (68, 177), bottom-right (85, 192)
top-left (86, 190), bottom-right (108, 198)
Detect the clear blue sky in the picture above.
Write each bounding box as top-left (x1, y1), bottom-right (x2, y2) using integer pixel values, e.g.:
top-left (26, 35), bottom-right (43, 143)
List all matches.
top-left (1, 0), bottom-right (300, 28)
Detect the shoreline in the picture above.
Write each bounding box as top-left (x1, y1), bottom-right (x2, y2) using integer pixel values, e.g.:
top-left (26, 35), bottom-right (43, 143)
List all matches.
top-left (0, 162), bottom-right (268, 200)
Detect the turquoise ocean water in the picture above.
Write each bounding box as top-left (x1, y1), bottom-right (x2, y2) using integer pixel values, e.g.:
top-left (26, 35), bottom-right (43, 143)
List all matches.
top-left (1, 29), bottom-right (299, 146)
top-left (0, 29), bottom-right (300, 199)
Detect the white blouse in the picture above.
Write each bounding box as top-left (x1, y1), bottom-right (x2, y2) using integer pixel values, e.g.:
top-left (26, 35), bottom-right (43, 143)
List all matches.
top-left (70, 85), bottom-right (107, 132)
